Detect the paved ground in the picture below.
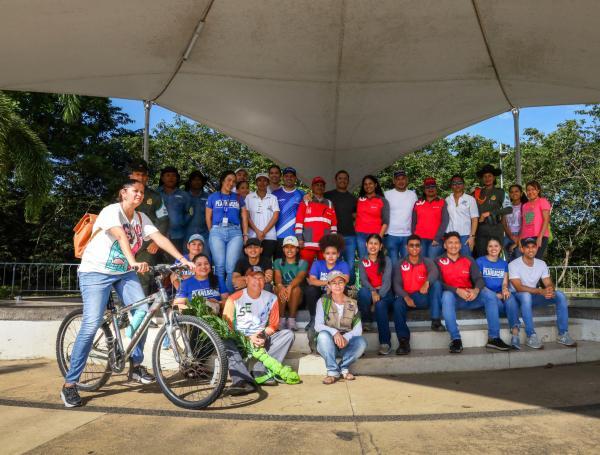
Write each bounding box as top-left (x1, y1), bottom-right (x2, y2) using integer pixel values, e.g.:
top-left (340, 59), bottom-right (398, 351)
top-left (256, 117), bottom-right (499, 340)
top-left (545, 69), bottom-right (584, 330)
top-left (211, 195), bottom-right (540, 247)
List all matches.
top-left (1, 359), bottom-right (599, 454)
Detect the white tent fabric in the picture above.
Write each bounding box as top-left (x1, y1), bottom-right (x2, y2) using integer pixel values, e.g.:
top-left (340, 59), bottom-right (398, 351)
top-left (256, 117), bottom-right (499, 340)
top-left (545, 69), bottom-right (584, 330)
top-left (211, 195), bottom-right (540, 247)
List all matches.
top-left (2, 0), bottom-right (600, 183)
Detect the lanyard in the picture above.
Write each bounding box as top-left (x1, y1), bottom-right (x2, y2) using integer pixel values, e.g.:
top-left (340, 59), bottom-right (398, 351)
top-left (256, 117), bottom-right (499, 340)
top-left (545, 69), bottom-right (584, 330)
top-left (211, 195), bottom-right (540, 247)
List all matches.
top-left (221, 192), bottom-right (234, 215)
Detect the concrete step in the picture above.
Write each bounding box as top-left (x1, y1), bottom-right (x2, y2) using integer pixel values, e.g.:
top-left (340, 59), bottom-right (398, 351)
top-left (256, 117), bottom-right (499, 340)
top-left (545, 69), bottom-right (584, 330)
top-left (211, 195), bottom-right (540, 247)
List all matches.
top-left (287, 320), bottom-right (584, 353)
top-left (284, 341), bottom-right (600, 376)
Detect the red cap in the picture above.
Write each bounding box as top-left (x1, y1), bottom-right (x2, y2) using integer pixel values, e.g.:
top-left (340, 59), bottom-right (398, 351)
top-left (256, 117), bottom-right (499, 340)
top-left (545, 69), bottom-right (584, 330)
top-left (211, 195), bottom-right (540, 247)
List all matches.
top-left (423, 177), bottom-right (437, 187)
top-left (312, 176), bottom-right (326, 185)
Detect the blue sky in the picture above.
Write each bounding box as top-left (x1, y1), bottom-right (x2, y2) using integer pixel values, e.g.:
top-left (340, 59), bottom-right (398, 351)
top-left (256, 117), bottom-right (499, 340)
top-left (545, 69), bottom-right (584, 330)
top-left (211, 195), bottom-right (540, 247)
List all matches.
top-left (112, 98), bottom-right (588, 145)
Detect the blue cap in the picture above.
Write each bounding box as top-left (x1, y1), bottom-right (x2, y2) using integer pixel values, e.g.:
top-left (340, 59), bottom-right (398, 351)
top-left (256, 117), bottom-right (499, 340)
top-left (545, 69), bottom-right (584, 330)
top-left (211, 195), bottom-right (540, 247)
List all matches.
top-left (282, 167), bottom-right (297, 175)
top-left (187, 234), bottom-right (205, 244)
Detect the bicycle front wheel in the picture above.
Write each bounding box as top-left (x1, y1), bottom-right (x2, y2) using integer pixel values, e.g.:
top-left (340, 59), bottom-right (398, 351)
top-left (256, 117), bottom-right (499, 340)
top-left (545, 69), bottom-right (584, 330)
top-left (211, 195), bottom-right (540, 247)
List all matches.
top-left (56, 308), bottom-right (113, 391)
top-left (152, 315), bottom-right (228, 409)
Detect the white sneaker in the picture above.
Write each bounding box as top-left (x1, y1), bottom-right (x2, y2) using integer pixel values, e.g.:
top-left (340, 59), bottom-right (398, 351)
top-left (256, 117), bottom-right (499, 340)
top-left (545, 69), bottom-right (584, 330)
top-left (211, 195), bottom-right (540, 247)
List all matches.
top-left (526, 333), bottom-right (544, 349)
top-left (557, 332), bottom-right (577, 347)
top-left (287, 318), bottom-right (297, 331)
top-left (378, 344), bottom-right (392, 356)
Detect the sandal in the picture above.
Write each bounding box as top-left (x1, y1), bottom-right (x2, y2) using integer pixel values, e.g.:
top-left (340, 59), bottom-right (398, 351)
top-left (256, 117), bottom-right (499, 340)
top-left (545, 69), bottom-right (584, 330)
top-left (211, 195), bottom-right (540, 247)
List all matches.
top-left (322, 375), bottom-right (339, 385)
top-left (342, 373), bottom-right (355, 381)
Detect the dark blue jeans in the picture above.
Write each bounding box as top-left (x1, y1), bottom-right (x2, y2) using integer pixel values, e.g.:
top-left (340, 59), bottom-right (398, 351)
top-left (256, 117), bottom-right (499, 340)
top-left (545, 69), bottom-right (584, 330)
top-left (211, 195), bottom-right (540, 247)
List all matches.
top-left (394, 281), bottom-right (442, 341)
top-left (343, 235), bottom-right (357, 286)
top-left (420, 238), bottom-right (444, 259)
top-left (384, 235), bottom-right (409, 270)
top-left (356, 232), bottom-right (371, 260)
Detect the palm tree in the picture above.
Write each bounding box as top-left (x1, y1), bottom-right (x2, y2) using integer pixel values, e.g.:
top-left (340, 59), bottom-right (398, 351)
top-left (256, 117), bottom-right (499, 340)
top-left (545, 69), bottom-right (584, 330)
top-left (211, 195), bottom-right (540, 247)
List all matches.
top-left (0, 92), bottom-right (80, 222)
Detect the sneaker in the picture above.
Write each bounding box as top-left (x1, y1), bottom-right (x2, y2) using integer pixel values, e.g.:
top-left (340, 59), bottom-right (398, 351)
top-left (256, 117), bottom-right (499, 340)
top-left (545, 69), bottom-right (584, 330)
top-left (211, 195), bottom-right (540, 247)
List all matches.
top-left (60, 385), bottom-right (82, 408)
top-left (227, 381), bottom-right (257, 396)
top-left (131, 365), bottom-right (156, 384)
top-left (287, 318), bottom-right (297, 331)
top-left (511, 335), bottom-right (521, 350)
top-left (486, 337), bottom-right (511, 351)
top-left (526, 333), bottom-right (544, 349)
top-left (378, 344), bottom-right (392, 356)
top-left (557, 332), bottom-right (577, 347)
top-left (431, 319), bottom-right (445, 332)
top-left (449, 339), bottom-right (463, 354)
top-left (396, 338), bottom-right (411, 355)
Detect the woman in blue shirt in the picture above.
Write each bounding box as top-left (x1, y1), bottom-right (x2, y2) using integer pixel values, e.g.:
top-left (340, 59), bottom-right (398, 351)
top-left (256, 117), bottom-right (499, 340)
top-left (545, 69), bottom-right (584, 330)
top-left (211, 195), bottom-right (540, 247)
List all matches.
top-left (174, 253), bottom-right (226, 314)
top-left (206, 171), bottom-right (249, 294)
top-left (475, 238), bottom-right (520, 350)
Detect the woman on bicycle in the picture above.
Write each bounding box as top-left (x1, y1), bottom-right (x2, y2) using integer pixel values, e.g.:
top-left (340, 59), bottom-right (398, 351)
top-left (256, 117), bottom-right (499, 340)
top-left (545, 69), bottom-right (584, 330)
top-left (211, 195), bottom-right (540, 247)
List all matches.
top-left (174, 253), bottom-right (226, 314)
top-left (206, 171), bottom-right (249, 294)
top-left (61, 179), bottom-right (194, 408)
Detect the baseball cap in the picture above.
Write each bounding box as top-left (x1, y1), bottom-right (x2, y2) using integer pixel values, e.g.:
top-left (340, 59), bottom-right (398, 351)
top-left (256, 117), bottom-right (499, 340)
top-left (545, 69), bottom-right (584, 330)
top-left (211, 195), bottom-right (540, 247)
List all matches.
top-left (520, 237), bottom-right (537, 247)
top-left (282, 236), bottom-right (299, 247)
top-left (326, 270), bottom-right (349, 283)
top-left (234, 167), bottom-right (248, 174)
top-left (393, 169), bottom-right (407, 178)
top-left (282, 167), bottom-right (297, 175)
top-left (128, 159), bottom-right (149, 174)
top-left (244, 238), bottom-right (262, 248)
top-left (255, 172), bottom-right (269, 181)
top-left (312, 176), bottom-right (326, 185)
top-left (187, 234), bottom-right (205, 244)
top-left (245, 265), bottom-right (265, 276)
top-left (423, 177), bottom-right (437, 188)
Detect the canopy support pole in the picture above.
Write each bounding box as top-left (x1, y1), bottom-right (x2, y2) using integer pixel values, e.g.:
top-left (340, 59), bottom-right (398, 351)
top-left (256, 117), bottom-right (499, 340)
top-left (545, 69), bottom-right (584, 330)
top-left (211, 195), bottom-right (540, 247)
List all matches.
top-left (512, 107), bottom-right (521, 185)
top-left (143, 100), bottom-right (152, 162)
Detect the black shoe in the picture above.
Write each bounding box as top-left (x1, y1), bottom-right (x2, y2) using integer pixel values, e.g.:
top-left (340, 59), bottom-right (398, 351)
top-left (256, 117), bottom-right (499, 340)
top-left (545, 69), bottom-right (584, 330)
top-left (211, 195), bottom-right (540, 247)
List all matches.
top-left (60, 385), bottom-right (82, 408)
top-left (486, 337), bottom-right (511, 351)
top-left (449, 339), bottom-right (463, 354)
top-left (227, 381), bottom-right (257, 396)
top-left (395, 338), bottom-right (411, 355)
top-left (431, 319), bottom-right (445, 332)
top-left (131, 365), bottom-right (156, 384)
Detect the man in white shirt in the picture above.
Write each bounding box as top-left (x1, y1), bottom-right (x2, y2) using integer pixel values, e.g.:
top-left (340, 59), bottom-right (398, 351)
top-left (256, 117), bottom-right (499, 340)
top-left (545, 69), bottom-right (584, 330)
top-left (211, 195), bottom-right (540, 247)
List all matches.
top-left (384, 169), bottom-right (418, 269)
top-left (245, 173), bottom-right (280, 260)
top-left (508, 237), bottom-right (576, 349)
top-left (445, 175), bottom-right (479, 257)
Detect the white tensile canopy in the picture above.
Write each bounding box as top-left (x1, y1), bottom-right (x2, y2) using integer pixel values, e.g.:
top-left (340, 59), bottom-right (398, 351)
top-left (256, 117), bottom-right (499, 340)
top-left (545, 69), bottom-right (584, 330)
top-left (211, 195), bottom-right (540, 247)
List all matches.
top-left (2, 0), bottom-right (600, 183)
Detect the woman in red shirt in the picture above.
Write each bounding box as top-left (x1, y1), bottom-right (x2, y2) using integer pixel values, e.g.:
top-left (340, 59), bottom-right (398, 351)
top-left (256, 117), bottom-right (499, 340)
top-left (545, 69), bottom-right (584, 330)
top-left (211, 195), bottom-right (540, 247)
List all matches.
top-left (355, 175), bottom-right (390, 259)
top-left (519, 181), bottom-right (551, 259)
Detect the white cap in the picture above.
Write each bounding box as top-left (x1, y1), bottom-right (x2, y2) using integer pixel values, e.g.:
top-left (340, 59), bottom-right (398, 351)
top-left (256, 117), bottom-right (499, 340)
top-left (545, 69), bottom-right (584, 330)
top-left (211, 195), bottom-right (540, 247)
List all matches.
top-left (255, 172), bottom-right (269, 181)
top-left (282, 236), bottom-right (299, 247)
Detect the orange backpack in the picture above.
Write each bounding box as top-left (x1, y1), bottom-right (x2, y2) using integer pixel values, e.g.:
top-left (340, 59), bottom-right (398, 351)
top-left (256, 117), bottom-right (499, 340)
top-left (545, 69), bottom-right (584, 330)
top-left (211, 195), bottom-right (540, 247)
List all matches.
top-left (73, 213), bottom-right (100, 258)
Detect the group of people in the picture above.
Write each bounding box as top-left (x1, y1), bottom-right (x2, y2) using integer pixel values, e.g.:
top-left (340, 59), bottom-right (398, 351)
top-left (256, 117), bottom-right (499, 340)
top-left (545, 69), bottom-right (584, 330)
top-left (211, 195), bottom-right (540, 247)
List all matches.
top-left (60, 158), bottom-right (571, 407)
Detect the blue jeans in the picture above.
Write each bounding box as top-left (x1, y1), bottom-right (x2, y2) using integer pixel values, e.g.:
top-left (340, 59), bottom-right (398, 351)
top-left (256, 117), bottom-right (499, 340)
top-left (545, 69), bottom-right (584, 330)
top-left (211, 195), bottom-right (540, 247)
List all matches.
top-left (316, 331), bottom-right (367, 377)
top-left (421, 239), bottom-right (444, 259)
top-left (486, 290), bottom-right (520, 332)
top-left (357, 287), bottom-right (380, 323)
top-left (503, 235), bottom-right (522, 262)
top-left (459, 235), bottom-right (473, 257)
top-left (356, 232), bottom-right (372, 261)
top-left (209, 225), bottom-right (243, 293)
top-left (384, 235), bottom-right (409, 270)
top-left (441, 287), bottom-right (501, 340)
top-left (395, 281), bottom-right (443, 341)
top-left (66, 271), bottom-right (148, 384)
top-left (342, 235), bottom-right (357, 286)
top-left (514, 291), bottom-right (569, 337)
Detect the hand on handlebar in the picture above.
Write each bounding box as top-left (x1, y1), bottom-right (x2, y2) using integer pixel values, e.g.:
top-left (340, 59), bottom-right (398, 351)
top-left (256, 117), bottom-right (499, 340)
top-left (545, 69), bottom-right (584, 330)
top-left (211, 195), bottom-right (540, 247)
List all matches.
top-left (130, 261), bottom-right (150, 273)
top-left (179, 257), bottom-right (196, 273)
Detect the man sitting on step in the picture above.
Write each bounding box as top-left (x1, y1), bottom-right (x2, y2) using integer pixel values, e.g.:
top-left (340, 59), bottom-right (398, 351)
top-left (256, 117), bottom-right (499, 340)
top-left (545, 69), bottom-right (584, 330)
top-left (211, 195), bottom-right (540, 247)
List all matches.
top-left (222, 266), bottom-right (295, 396)
top-left (391, 234), bottom-right (443, 356)
top-left (438, 232), bottom-right (511, 354)
top-left (508, 237), bottom-right (576, 349)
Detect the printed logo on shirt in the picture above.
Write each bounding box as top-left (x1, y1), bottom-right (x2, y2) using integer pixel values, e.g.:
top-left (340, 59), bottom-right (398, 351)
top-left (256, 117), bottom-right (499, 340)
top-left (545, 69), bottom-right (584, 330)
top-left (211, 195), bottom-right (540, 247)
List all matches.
top-left (191, 288), bottom-right (220, 299)
top-left (415, 200), bottom-right (425, 206)
top-left (105, 241), bottom-right (128, 272)
top-left (362, 259), bottom-right (373, 267)
top-left (123, 222), bottom-right (143, 256)
top-left (438, 258), bottom-right (450, 266)
top-left (401, 263), bottom-right (411, 272)
top-left (214, 199), bottom-right (241, 209)
top-left (482, 267), bottom-right (505, 279)
top-left (524, 210), bottom-right (535, 225)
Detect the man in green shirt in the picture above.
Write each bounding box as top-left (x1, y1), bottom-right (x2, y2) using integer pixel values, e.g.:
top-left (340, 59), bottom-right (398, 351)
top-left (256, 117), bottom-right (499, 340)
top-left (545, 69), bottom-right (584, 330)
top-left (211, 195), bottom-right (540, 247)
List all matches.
top-left (128, 159), bottom-right (170, 294)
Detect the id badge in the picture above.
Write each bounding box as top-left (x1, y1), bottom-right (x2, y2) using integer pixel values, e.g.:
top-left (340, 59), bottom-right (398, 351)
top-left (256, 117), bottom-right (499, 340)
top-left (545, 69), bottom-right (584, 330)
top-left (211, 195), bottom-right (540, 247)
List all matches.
top-left (222, 216), bottom-right (229, 227)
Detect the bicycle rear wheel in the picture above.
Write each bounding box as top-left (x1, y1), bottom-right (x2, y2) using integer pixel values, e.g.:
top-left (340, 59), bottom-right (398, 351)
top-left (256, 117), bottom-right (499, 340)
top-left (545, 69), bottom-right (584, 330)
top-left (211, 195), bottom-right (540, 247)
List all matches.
top-left (56, 308), bottom-right (113, 391)
top-left (152, 315), bottom-right (228, 409)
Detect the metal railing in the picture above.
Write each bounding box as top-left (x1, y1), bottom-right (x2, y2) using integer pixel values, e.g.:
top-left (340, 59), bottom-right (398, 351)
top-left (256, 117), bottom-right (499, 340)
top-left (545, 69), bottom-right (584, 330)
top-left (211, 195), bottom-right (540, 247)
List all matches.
top-left (0, 262), bottom-right (598, 299)
top-left (548, 265), bottom-right (600, 297)
top-left (0, 263), bottom-right (80, 298)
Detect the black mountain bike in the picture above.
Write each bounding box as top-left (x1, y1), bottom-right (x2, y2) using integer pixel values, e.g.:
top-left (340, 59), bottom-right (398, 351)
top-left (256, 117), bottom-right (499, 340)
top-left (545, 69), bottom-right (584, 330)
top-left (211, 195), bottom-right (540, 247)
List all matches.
top-left (56, 265), bottom-right (227, 409)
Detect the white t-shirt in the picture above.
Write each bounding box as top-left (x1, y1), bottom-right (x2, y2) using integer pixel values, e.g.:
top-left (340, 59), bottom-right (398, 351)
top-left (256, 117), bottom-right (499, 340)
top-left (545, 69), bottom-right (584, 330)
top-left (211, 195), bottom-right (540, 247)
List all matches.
top-left (245, 191), bottom-right (280, 240)
top-left (445, 193), bottom-right (479, 236)
top-left (508, 256), bottom-right (550, 290)
top-left (230, 289), bottom-right (278, 336)
top-left (79, 203), bottom-right (158, 275)
top-left (384, 189), bottom-right (418, 236)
